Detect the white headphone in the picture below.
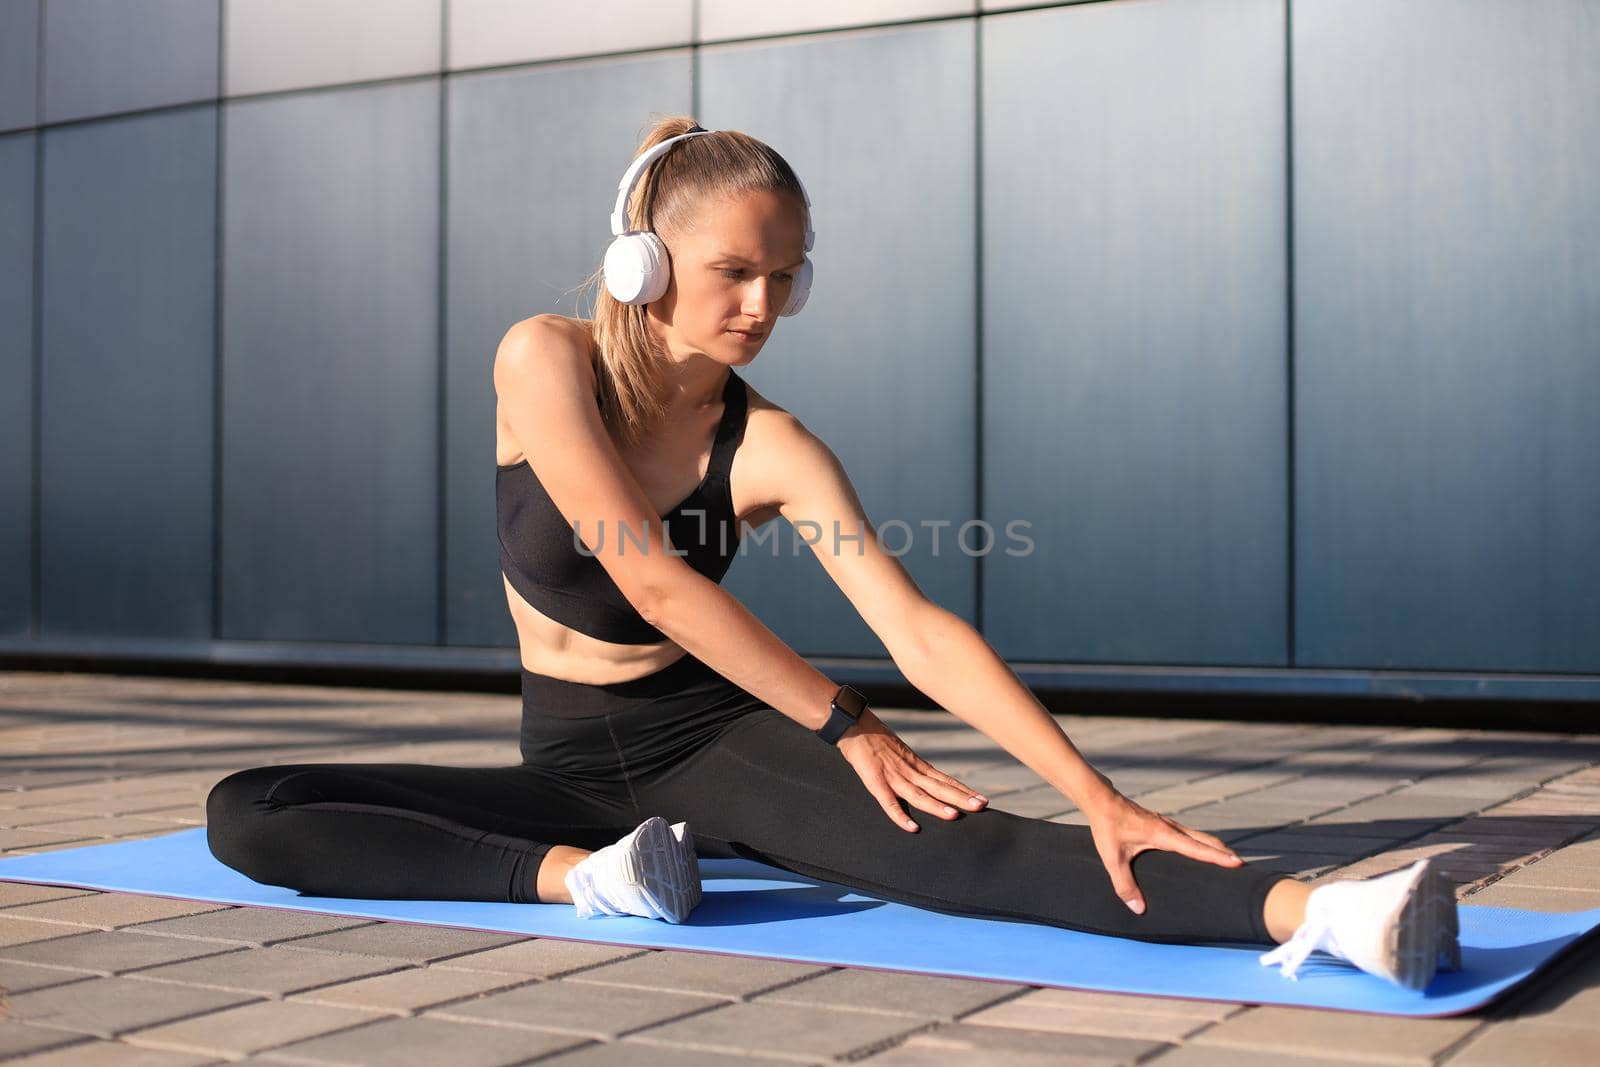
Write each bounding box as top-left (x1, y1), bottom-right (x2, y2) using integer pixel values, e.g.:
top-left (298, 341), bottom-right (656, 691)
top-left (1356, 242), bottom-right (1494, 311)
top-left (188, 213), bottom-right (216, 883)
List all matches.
top-left (602, 126), bottom-right (815, 316)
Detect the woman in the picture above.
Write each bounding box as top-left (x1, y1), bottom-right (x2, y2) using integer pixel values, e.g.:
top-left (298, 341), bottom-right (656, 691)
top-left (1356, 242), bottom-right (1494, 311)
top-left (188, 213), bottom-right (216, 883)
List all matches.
top-left (207, 117), bottom-right (1461, 991)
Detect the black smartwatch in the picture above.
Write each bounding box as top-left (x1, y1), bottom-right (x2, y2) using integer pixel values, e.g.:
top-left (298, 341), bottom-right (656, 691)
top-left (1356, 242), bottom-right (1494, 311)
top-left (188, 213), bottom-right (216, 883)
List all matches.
top-left (816, 683), bottom-right (868, 745)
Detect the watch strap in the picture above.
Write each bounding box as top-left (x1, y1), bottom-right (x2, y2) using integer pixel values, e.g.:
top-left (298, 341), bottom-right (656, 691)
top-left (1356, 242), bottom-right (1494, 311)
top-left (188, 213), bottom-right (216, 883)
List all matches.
top-left (817, 683), bottom-right (867, 745)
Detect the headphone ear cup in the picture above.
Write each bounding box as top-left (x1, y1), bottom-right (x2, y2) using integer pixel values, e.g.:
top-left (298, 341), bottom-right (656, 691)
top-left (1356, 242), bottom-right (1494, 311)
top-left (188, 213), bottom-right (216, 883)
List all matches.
top-left (603, 232), bottom-right (670, 305)
top-left (779, 256), bottom-right (813, 317)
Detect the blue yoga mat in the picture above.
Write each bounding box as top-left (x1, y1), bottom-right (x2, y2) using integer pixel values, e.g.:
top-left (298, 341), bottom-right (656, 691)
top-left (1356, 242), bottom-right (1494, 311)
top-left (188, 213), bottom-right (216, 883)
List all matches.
top-left (2, 827), bottom-right (1594, 1018)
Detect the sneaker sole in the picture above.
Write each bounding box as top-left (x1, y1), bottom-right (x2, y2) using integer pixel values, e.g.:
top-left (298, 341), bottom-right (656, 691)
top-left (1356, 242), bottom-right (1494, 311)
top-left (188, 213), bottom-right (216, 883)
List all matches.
top-left (1435, 872), bottom-right (1462, 972)
top-left (623, 816), bottom-right (701, 924)
top-left (1388, 859), bottom-right (1456, 990)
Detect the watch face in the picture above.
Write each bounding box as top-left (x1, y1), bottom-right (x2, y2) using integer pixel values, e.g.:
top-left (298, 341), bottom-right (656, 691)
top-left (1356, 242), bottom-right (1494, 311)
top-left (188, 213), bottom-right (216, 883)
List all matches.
top-left (834, 684), bottom-right (867, 718)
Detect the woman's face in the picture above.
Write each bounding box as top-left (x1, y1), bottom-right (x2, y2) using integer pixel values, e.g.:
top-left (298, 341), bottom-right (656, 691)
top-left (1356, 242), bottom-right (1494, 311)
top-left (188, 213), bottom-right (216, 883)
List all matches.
top-left (651, 188), bottom-right (808, 364)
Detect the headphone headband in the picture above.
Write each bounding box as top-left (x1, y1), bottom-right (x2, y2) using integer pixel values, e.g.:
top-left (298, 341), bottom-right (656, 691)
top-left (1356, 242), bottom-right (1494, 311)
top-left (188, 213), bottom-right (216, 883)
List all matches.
top-left (607, 126), bottom-right (814, 253)
top-left (608, 129), bottom-right (710, 237)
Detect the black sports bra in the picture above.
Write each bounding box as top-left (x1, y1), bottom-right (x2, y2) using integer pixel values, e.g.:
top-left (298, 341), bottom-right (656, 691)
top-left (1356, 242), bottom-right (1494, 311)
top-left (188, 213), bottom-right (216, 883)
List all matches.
top-left (495, 369), bottom-right (749, 644)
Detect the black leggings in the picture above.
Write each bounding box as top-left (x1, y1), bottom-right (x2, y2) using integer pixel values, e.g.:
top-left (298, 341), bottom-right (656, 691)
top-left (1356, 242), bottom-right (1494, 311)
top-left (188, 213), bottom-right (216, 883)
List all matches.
top-left (206, 651), bottom-right (1285, 946)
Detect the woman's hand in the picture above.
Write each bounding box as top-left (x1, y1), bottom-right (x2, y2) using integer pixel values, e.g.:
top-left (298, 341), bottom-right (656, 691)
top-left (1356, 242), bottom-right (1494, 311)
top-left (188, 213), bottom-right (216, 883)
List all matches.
top-left (835, 709), bottom-right (989, 832)
top-left (1083, 786), bottom-right (1243, 915)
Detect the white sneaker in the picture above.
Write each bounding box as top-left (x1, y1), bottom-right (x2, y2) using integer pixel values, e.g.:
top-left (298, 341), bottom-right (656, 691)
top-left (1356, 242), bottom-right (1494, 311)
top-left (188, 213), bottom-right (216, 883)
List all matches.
top-left (563, 816), bottom-right (701, 923)
top-left (1259, 858), bottom-right (1461, 990)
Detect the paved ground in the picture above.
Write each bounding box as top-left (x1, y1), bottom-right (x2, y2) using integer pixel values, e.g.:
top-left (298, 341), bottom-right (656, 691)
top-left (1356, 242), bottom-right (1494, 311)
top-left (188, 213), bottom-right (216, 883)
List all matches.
top-left (0, 670), bottom-right (1598, 1066)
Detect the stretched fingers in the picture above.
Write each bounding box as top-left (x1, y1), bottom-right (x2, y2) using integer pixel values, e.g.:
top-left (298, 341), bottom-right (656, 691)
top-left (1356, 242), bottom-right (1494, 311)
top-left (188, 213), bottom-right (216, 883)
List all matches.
top-left (902, 767), bottom-right (987, 817)
top-left (1179, 823), bottom-right (1239, 858)
top-left (890, 773), bottom-right (966, 821)
top-left (1160, 819), bottom-right (1243, 866)
top-left (861, 769), bottom-right (920, 833)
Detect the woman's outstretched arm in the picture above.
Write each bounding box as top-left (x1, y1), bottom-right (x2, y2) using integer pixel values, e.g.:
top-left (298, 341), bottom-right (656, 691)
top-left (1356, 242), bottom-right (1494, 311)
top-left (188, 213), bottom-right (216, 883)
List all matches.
top-left (764, 411), bottom-right (1246, 914)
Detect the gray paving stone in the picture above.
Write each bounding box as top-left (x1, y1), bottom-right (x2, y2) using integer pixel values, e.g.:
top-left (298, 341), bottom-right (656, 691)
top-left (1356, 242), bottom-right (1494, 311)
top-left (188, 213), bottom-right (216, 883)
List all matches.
top-left (127, 906), bottom-right (380, 945)
top-left (1461, 883), bottom-right (1600, 910)
top-left (0, 974), bottom-right (260, 1038)
top-left (624, 1001), bottom-right (931, 1061)
top-left (1188, 1004), bottom-right (1480, 1064)
top-left (0, 892), bottom-right (233, 930)
top-left (429, 938), bottom-right (645, 978)
top-left (752, 966), bottom-right (1025, 1020)
top-left (1298, 812), bottom-right (1456, 839)
top-left (1193, 788), bottom-right (1343, 818)
top-left (1480, 794), bottom-right (1600, 820)
top-left (888, 1020), bottom-right (1169, 1064)
top-left (6, 815), bottom-right (182, 839)
top-left (540, 1044), bottom-right (780, 1067)
top-left (126, 802), bottom-right (207, 824)
top-left (1444, 816), bottom-right (1592, 843)
top-left (126, 944), bottom-right (412, 996)
top-left (0, 806), bottom-right (105, 828)
top-left (0, 882), bottom-right (97, 908)
top-left (861, 1044), bottom-right (1129, 1066)
top-left (565, 948), bottom-right (828, 999)
top-left (0, 1023), bottom-right (94, 1062)
top-left (1230, 830), bottom-right (1397, 855)
top-left (1129, 787), bottom-right (1237, 813)
top-left (255, 1014), bottom-right (586, 1066)
top-left (1505, 850), bottom-right (1600, 883)
top-left (959, 986), bottom-right (1240, 1042)
top-left (271, 920), bottom-right (524, 963)
top-left (122, 998), bottom-right (381, 1058)
top-left (1402, 775), bottom-right (1549, 800)
top-left (427, 978), bottom-right (723, 1038)
top-left (287, 964), bottom-right (536, 1014)
top-left (1481, 945), bottom-right (1600, 1028)
top-left (0, 959), bottom-right (100, 994)
top-left (1144, 1048), bottom-right (1394, 1066)
top-left (1231, 773), bottom-right (1397, 803)
top-left (0, 1036), bottom-right (218, 1065)
top-left (1441, 1020), bottom-right (1598, 1066)
top-left (988, 785), bottom-right (1077, 818)
top-left (0, 929), bottom-right (249, 975)
top-left (0, 827), bottom-right (102, 850)
top-left (0, 916), bottom-right (86, 950)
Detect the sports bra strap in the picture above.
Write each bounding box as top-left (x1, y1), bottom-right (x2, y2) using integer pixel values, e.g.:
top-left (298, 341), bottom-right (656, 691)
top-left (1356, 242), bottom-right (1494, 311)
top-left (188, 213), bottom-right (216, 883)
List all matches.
top-left (703, 372), bottom-right (747, 487)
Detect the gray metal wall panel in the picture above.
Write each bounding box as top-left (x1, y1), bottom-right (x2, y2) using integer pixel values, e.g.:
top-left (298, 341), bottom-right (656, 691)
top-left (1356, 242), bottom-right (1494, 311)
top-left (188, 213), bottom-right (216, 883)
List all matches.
top-left (0, 132), bottom-right (34, 636)
top-left (448, 0), bottom-right (692, 71)
top-left (444, 53), bottom-right (693, 649)
top-left (1294, 0), bottom-right (1600, 673)
top-left (42, 0), bottom-right (218, 125)
top-left (221, 82), bottom-right (439, 643)
top-left (982, 0), bottom-right (1288, 665)
top-left (702, 21), bottom-right (978, 658)
top-left (699, 0), bottom-right (973, 42)
top-left (0, 0), bottom-right (38, 132)
top-left (225, 0), bottom-right (441, 97)
top-left (38, 108), bottom-right (216, 639)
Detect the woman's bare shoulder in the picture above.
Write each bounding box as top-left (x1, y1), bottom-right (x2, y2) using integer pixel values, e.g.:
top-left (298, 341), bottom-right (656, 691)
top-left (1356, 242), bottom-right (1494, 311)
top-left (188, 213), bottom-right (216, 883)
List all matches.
top-left (496, 314), bottom-right (598, 391)
top-left (733, 377), bottom-right (811, 519)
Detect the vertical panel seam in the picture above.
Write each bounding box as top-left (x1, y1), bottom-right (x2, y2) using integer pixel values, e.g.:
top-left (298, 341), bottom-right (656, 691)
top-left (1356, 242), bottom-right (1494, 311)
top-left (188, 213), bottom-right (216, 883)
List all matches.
top-left (973, 12), bottom-right (984, 637)
top-left (1285, 0), bottom-right (1297, 667)
top-left (437, 0), bottom-right (450, 646)
top-left (212, 0), bottom-right (227, 641)
top-left (30, 1), bottom-right (45, 638)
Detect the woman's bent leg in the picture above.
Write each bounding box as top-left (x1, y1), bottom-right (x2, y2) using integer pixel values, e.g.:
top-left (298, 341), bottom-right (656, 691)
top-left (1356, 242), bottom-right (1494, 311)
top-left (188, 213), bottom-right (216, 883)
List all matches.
top-left (641, 712), bottom-right (1285, 946)
top-left (205, 762), bottom-right (634, 903)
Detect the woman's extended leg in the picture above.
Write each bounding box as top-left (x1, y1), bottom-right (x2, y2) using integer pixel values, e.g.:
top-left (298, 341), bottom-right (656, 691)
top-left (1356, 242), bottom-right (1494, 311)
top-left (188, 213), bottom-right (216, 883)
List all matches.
top-left (634, 710), bottom-right (1290, 946)
top-left (205, 762), bottom-right (636, 903)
